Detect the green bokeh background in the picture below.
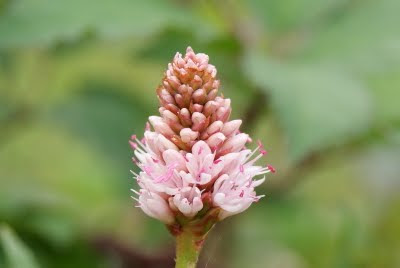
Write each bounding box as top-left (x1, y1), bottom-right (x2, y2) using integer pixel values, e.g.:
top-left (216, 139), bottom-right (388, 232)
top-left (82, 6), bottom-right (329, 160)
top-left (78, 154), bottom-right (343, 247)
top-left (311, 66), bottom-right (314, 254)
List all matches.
top-left (1, 0), bottom-right (399, 267)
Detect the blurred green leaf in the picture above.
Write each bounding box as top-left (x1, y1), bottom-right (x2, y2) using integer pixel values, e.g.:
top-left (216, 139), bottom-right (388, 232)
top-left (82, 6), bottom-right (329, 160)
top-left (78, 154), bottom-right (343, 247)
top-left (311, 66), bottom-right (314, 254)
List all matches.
top-left (48, 84), bottom-right (151, 178)
top-left (367, 69), bottom-right (400, 125)
top-left (0, 120), bottom-right (122, 237)
top-left (247, 0), bottom-right (350, 34)
top-left (300, 0), bottom-right (400, 73)
top-left (243, 53), bottom-right (371, 161)
top-left (0, 0), bottom-right (200, 48)
top-left (0, 225), bottom-right (40, 268)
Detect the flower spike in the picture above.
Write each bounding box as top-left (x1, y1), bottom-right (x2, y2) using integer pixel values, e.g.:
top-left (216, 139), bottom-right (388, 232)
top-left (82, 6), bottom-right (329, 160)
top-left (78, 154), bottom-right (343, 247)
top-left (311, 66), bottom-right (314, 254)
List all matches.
top-left (129, 47), bottom-right (274, 267)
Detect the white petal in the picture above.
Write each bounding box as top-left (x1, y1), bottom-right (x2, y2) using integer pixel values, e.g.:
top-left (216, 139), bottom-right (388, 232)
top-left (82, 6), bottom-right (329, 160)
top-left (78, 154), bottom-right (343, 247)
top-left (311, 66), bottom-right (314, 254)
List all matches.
top-left (213, 174), bottom-right (229, 192)
top-left (252, 177), bottom-right (266, 187)
top-left (163, 149), bottom-right (186, 171)
top-left (177, 199), bottom-right (192, 215)
top-left (200, 173), bottom-right (212, 184)
top-left (158, 134), bottom-right (178, 152)
top-left (213, 192), bottom-right (226, 206)
top-left (192, 140), bottom-right (211, 157)
top-left (192, 197), bottom-right (204, 213)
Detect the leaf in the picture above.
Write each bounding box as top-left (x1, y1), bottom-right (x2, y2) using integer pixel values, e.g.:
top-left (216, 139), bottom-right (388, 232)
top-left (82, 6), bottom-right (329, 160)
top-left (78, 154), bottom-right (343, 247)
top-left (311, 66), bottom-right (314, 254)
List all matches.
top-left (300, 0), bottom-right (400, 73)
top-left (0, 225), bottom-right (40, 268)
top-left (48, 84), bottom-right (151, 176)
top-left (243, 53), bottom-right (372, 161)
top-left (367, 68), bottom-right (400, 125)
top-left (0, 0), bottom-right (199, 48)
top-left (0, 84), bottom-right (169, 249)
top-left (247, 0), bottom-right (350, 34)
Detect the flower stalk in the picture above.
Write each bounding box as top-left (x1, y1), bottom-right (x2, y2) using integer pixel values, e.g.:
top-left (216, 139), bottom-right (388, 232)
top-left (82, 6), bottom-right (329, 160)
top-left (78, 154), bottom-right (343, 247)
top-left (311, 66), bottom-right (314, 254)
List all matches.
top-left (169, 207), bottom-right (219, 268)
top-left (175, 227), bottom-right (203, 268)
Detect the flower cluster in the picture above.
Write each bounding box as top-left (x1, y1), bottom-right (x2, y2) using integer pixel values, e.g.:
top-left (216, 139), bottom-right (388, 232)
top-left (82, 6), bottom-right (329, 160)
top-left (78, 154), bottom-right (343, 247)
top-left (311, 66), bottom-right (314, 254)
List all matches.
top-left (130, 47), bottom-right (274, 224)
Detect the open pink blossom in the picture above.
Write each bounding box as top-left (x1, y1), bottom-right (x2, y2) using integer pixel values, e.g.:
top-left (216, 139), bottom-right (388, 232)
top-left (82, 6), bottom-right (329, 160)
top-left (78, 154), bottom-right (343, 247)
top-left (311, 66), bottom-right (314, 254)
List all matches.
top-left (179, 141), bottom-right (224, 185)
top-left (170, 186), bottom-right (203, 218)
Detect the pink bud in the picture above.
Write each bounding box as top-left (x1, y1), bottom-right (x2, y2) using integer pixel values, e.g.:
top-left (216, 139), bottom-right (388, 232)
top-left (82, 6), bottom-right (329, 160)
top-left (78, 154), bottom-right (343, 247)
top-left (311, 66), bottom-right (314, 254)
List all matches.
top-left (180, 128), bottom-right (199, 143)
top-left (206, 132), bottom-right (226, 148)
top-left (167, 75), bottom-right (181, 90)
top-left (222, 120), bottom-right (242, 137)
top-left (219, 133), bottom-right (249, 154)
top-left (207, 89), bottom-right (218, 100)
top-left (191, 112), bottom-right (206, 131)
top-left (192, 104), bottom-right (203, 113)
top-left (178, 108), bottom-right (192, 127)
top-left (193, 88), bottom-right (207, 104)
top-left (158, 88), bottom-right (175, 104)
top-left (207, 120), bottom-right (224, 135)
top-left (191, 75), bottom-right (203, 90)
top-left (174, 93), bottom-right (185, 108)
top-left (203, 101), bottom-right (218, 117)
top-left (162, 109), bottom-right (179, 123)
top-left (149, 116), bottom-right (175, 137)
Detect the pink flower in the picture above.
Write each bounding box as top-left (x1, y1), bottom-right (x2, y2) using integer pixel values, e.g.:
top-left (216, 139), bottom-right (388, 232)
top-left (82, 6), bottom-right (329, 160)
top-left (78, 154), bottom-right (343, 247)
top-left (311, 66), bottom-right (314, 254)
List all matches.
top-left (170, 186), bottom-right (203, 218)
top-left (132, 189), bottom-right (174, 224)
top-left (179, 141), bottom-right (224, 185)
top-left (130, 47), bottom-right (274, 224)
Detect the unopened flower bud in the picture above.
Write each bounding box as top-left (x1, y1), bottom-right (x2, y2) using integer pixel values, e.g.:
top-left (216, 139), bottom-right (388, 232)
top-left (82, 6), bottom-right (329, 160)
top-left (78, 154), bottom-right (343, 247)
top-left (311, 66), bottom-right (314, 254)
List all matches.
top-left (180, 128), bottom-right (199, 143)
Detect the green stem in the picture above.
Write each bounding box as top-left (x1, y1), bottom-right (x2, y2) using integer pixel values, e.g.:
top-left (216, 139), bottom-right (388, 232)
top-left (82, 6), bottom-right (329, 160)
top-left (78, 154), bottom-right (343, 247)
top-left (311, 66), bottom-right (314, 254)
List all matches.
top-left (175, 227), bottom-right (204, 268)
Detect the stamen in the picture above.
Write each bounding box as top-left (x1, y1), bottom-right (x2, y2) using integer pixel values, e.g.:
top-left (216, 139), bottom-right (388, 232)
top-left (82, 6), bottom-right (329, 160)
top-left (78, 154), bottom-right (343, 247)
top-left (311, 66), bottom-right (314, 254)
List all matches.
top-left (256, 140), bottom-right (268, 155)
top-left (244, 147), bottom-right (260, 162)
top-left (130, 170), bottom-right (139, 177)
top-left (245, 152), bottom-right (264, 166)
top-left (267, 165), bottom-right (276, 173)
top-left (259, 149), bottom-right (267, 155)
top-left (130, 189), bottom-right (140, 195)
top-left (134, 147), bottom-right (147, 155)
top-left (257, 140), bottom-right (263, 147)
top-left (131, 157), bottom-right (139, 165)
top-left (239, 190), bottom-right (244, 197)
top-left (239, 164), bottom-right (244, 173)
top-left (129, 140), bottom-right (138, 150)
top-left (214, 159), bottom-right (222, 164)
top-left (133, 136), bottom-right (148, 152)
